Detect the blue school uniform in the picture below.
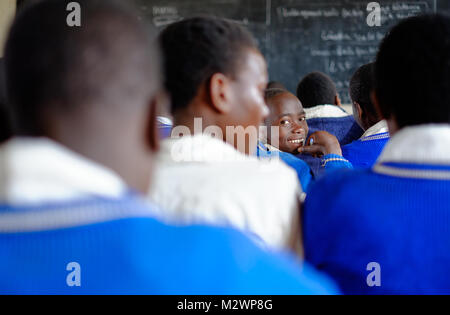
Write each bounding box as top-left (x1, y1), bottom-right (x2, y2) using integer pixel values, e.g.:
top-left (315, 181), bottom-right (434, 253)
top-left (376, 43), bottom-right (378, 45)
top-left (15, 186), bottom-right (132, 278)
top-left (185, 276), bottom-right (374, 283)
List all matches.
top-left (307, 117), bottom-right (363, 146)
top-left (257, 142), bottom-right (352, 192)
top-left (0, 196), bottom-right (339, 295)
top-left (305, 105), bottom-right (364, 146)
top-left (257, 142), bottom-right (313, 191)
top-left (342, 121), bottom-right (390, 169)
top-left (157, 116), bottom-right (173, 140)
top-left (0, 137), bottom-right (338, 295)
top-left (303, 125), bottom-right (450, 294)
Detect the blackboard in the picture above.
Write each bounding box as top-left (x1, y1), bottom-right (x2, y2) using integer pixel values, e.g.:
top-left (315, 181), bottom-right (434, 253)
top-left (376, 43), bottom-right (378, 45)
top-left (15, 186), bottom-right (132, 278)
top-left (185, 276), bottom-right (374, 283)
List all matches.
top-left (134, 0), bottom-right (443, 103)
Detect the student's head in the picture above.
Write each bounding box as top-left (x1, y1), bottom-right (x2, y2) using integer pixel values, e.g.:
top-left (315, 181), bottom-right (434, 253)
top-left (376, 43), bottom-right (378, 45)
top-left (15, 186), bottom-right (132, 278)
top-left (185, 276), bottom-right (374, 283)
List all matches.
top-left (374, 14), bottom-right (450, 134)
top-left (350, 63), bottom-right (381, 131)
top-left (267, 81), bottom-right (287, 90)
top-left (4, 0), bottom-right (165, 192)
top-left (296, 72), bottom-right (341, 108)
top-left (0, 58), bottom-right (12, 144)
top-left (159, 17), bottom-right (268, 155)
top-left (264, 88), bottom-right (308, 154)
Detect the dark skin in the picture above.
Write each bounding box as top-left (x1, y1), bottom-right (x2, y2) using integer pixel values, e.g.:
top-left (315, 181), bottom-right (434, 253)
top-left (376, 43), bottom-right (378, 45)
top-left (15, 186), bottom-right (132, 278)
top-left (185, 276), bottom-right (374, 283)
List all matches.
top-left (265, 92), bottom-right (309, 154)
top-left (352, 101), bottom-right (382, 131)
top-left (372, 91), bottom-right (399, 135)
top-left (37, 11), bottom-right (166, 194)
top-left (265, 91), bottom-right (343, 157)
top-left (46, 90), bottom-right (165, 194)
top-left (173, 48), bottom-right (269, 156)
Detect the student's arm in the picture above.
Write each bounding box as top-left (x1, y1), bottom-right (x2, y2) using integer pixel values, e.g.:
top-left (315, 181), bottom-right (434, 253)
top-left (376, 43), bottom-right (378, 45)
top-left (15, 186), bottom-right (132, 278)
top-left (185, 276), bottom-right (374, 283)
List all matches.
top-left (298, 131), bottom-right (353, 171)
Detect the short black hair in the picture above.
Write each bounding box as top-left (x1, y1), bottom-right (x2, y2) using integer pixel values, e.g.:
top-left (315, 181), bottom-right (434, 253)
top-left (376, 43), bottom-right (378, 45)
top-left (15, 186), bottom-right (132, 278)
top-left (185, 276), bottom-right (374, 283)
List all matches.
top-left (265, 88), bottom-right (288, 101)
top-left (296, 72), bottom-right (337, 108)
top-left (159, 17), bottom-right (258, 113)
top-left (267, 81), bottom-right (286, 90)
top-left (4, 0), bottom-right (159, 135)
top-left (375, 14), bottom-right (450, 127)
top-left (0, 58), bottom-right (12, 143)
top-left (350, 63), bottom-right (377, 118)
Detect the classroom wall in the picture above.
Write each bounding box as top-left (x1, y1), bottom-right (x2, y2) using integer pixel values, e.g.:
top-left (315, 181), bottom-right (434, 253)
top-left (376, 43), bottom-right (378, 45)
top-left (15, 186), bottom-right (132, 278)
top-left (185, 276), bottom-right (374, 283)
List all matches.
top-left (0, 0), bottom-right (16, 57)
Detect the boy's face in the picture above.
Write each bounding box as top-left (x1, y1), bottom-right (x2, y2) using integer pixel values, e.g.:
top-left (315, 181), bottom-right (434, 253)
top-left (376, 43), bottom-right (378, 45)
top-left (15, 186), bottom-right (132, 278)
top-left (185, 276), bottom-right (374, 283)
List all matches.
top-left (266, 92), bottom-right (308, 154)
top-left (226, 49), bottom-right (269, 154)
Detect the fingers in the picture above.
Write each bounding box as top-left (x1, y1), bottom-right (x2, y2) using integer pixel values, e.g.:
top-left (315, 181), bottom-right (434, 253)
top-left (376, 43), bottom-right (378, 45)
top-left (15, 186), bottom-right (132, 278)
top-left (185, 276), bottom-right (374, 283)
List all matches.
top-left (298, 144), bottom-right (326, 157)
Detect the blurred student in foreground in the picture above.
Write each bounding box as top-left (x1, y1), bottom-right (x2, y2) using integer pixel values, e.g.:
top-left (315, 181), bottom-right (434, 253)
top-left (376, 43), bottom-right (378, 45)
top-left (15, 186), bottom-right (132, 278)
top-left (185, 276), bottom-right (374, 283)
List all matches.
top-left (342, 63), bottom-right (390, 169)
top-left (149, 17), bottom-right (304, 256)
top-left (0, 0), bottom-right (337, 294)
top-left (303, 14), bottom-right (450, 295)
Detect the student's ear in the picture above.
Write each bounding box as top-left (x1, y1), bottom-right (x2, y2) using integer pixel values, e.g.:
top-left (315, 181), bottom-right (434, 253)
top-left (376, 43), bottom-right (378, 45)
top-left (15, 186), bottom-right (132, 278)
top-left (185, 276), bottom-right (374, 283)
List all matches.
top-left (335, 94), bottom-right (342, 107)
top-left (371, 90), bottom-right (399, 135)
top-left (209, 73), bottom-right (233, 114)
top-left (354, 101), bottom-right (364, 122)
top-left (371, 90), bottom-right (384, 120)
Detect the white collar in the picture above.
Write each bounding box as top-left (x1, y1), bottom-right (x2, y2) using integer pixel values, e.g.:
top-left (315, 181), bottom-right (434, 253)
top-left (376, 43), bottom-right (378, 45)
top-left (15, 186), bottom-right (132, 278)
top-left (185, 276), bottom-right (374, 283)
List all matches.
top-left (305, 105), bottom-right (350, 119)
top-left (374, 124), bottom-right (450, 179)
top-left (158, 134), bottom-right (257, 164)
top-left (0, 137), bottom-right (127, 206)
top-left (361, 120), bottom-right (389, 139)
top-left (157, 116), bottom-right (173, 126)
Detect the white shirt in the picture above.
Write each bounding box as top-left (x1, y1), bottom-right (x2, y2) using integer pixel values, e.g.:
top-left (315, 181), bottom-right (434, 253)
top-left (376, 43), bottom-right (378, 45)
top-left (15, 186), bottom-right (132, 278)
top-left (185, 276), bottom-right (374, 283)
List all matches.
top-left (0, 137), bottom-right (127, 206)
top-left (379, 124), bottom-right (450, 163)
top-left (149, 134), bottom-right (303, 255)
top-left (305, 105), bottom-right (350, 120)
top-left (361, 120), bottom-right (389, 139)
top-left (0, 137), bottom-right (159, 233)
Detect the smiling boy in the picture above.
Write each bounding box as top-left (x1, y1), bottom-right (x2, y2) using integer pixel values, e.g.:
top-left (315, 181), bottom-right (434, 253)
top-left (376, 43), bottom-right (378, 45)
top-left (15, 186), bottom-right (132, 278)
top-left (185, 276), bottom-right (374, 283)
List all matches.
top-left (264, 89), bottom-right (309, 154)
top-left (260, 88), bottom-right (352, 191)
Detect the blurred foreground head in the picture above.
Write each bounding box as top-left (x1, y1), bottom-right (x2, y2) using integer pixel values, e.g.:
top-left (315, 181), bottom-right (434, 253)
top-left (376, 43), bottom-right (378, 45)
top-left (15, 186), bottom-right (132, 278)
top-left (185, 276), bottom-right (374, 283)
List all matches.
top-left (4, 0), bottom-right (165, 192)
top-left (159, 17), bottom-right (269, 155)
top-left (374, 14), bottom-right (450, 133)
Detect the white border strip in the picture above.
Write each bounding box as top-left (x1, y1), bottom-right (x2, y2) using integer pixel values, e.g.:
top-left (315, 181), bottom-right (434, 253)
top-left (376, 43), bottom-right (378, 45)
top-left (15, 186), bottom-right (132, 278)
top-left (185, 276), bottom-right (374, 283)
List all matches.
top-left (373, 164), bottom-right (450, 180)
top-left (0, 203), bottom-right (157, 233)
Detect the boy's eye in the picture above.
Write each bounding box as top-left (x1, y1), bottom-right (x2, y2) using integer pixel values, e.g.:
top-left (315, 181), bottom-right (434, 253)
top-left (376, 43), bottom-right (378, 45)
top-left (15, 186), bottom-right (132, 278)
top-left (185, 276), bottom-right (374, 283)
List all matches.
top-left (280, 119), bottom-right (291, 126)
top-left (299, 117), bottom-right (306, 122)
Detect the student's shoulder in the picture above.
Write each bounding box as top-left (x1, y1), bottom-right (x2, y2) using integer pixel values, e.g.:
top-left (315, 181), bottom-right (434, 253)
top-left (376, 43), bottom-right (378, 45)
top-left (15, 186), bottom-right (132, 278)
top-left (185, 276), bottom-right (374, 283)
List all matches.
top-left (122, 219), bottom-right (337, 294)
top-left (306, 168), bottom-right (376, 207)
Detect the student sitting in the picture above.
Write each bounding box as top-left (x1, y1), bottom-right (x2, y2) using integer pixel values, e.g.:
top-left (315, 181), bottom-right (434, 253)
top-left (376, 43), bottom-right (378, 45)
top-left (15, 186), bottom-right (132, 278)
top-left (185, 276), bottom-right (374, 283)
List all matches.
top-left (259, 88), bottom-right (352, 191)
top-left (342, 63), bottom-right (389, 169)
top-left (150, 17), bottom-right (303, 256)
top-left (0, 58), bottom-right (11, 144)
top-left (297, 71), bottom-right (363, 146)
top-left (303, 14), bottom-right (450, 294)
top-left (0, 0), bottom-right (337, 295)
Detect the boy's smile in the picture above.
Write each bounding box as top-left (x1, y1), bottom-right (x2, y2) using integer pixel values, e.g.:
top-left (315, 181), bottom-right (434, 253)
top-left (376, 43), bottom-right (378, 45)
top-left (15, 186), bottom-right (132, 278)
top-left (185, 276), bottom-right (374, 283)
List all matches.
top-left (266, 91), bottom-right (309, 154)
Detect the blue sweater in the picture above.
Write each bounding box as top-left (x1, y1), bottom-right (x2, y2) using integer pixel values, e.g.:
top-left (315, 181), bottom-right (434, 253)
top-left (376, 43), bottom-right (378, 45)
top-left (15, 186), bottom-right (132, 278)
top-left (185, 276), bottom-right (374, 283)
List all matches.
top-left (307, 117), bottom-right (364, 146)
top-left (342, 133), bottom-right (390, 169)
top-left (0, 195), bottom-right (337, 294)
top-left (303, 165), bottom-right (450, 294)
top-left (257, 143), bottom-right (352, 192)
